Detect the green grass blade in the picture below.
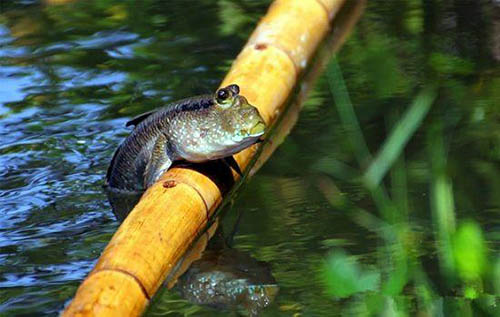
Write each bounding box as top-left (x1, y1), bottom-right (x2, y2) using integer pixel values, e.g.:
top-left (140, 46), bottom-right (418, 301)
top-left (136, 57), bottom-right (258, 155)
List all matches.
top-left (327, 57), bottom-right (372, 165)
top-left (327, 56), bottom-right (398, 222)
top-left (428, 122), bottom-right (456, 282)
top-left (364, 86), bottom-right (438, 189)
top-left (386, 109), bottom-right (410, 220)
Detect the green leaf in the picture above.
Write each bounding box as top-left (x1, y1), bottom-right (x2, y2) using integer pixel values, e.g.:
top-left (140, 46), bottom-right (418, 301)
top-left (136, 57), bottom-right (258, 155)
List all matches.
top-left (322, 250), bottom-right (380, 298)
top-left (452, 220), bottom-right (487, 281)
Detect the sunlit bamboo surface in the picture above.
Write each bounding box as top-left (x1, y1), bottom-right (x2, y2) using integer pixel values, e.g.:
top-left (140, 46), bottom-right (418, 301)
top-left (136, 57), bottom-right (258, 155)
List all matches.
top-left (63, 0), bottom-right (349, 315)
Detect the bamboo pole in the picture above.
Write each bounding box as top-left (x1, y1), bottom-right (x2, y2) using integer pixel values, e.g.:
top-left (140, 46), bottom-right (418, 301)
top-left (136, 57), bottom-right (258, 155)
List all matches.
top-left (63, 0), bottom-right (348, 315)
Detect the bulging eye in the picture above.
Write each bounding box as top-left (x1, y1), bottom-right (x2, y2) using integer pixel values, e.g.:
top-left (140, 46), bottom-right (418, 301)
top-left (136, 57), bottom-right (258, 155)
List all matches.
top-left (216, 88), bottom-right (229, 103)
top-left (227, 84), bottom-right (239, 95)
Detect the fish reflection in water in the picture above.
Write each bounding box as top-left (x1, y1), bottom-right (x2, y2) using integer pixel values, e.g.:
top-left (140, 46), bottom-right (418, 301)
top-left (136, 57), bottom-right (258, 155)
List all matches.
top-left (177, 246), bottom-right (278, 316)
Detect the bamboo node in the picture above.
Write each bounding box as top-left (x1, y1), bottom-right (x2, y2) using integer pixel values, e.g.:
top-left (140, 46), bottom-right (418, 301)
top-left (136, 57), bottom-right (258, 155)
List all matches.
top-left (162, 180), bottom-right (177, 188)
top-left (96, 268), bottom-right (151, 300)
top-left (254, 43), bottom-right (268, 50)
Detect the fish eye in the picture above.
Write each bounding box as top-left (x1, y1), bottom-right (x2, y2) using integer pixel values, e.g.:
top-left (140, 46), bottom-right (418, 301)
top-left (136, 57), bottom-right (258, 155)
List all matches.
top-left (226, 84), bottom-right (239, 95)
top-left (216, 88), bottom-right (229, 103)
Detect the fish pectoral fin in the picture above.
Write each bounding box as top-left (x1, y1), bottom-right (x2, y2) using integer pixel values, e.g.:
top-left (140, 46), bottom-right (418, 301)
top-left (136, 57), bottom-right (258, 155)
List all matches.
top-left (126, 110), bottom-right (157, 127)
top-left (143, 135), bottom-right (172, 188)
top-left (223, 156), bottom-right (243, 177)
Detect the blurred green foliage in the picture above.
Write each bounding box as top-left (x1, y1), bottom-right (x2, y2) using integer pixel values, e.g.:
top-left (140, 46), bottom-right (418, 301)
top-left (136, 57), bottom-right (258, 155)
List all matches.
top-left (452, 221), bottom-right (487, 283)
top-left (322, 250), bottom-right (380, 298)
top-left (317, 0), bottom-right (500, 315)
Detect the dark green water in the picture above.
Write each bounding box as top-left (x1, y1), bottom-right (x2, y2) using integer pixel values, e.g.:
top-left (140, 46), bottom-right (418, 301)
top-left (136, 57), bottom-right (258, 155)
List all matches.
top-left (0, 0), bottom-right (498, 316)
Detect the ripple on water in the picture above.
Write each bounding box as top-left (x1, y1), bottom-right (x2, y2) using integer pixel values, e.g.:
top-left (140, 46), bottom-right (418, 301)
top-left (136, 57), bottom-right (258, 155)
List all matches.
top-left (0, 98), bottom-right (121, 300)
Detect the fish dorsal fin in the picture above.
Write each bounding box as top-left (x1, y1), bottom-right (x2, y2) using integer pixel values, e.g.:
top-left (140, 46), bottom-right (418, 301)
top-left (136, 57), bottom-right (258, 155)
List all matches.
top-left (126, 110), bottom-right (157, 127)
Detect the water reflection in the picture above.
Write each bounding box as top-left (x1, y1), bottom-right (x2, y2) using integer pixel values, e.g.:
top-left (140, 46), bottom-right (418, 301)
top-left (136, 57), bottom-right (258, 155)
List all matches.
top-left (173, 226), bottom-right (278, 317)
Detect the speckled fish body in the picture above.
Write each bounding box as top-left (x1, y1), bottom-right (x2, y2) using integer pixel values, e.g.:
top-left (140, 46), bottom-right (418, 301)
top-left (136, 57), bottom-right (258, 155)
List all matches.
top-left (105, 85), bottom-right (266, 192)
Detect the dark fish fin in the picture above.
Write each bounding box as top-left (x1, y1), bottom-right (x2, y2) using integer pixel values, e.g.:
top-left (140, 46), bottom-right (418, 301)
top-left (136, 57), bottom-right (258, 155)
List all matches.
top-left (223, 156), bottom-right (242, 176)
top-left (106, 143), bottom-right (122, 182)
top-left (143, 134), bottom-right (172, 188)
top-left (126, 110), bottom-right (157, 127)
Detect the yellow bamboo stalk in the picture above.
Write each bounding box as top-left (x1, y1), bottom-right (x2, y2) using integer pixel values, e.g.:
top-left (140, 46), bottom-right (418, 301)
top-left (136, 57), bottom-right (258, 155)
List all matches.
top-left (63, 0), bottom-right (348, 315)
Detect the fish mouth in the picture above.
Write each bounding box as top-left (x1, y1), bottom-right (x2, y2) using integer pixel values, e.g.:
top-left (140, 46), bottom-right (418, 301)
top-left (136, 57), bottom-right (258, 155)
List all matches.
top-left (249, 121), bottom-right (266, 136)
